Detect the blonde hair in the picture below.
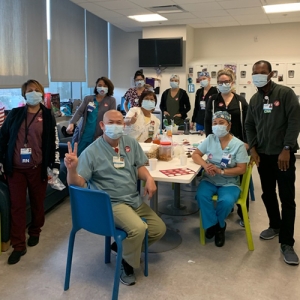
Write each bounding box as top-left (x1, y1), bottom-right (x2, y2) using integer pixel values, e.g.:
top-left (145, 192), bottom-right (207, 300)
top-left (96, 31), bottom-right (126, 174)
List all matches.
top-left (217, 68), bottom-right (236, 92)
top-left (170, 74), bottom-right (180, 81)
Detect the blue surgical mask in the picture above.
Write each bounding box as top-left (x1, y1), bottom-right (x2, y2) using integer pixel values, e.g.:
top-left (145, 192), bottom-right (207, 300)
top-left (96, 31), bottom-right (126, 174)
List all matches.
top-left (252, 74), bottom-right (270, 88)
top-left (200, 79), bottom-right (209, 88)
top-left (212, 124), bottom-right (228, 138)
top-left (135, 80), bottom-right (145, 87)
top-left (142, 100), bottom-right (156, 111)
top-left (217, 83), bottom-right (231, 94)
top-left (97, 87), bottom-right (108, 95)
top-left (170, 81), bottom-right (179, 88)
top-left (104, 124), bottom-right (123, 139)
top-left (25, 91), bottom-right (43, 106)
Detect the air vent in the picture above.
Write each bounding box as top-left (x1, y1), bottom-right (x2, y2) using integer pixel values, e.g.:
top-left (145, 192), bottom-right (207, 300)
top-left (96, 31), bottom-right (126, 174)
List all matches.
top-left (149, 5), bottom-right (185, 14)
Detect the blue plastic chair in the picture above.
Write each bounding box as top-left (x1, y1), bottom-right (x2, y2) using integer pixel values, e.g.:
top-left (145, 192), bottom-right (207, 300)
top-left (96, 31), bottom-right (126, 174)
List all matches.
top-left (64, 185), bottom-right (148, 300)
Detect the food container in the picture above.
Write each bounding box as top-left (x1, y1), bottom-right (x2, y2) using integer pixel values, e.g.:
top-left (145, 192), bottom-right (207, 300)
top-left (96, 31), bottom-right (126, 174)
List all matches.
top-left (158, 141), bottom-right (172, 161)
top-left (166, 125), bottom-right (179, 134)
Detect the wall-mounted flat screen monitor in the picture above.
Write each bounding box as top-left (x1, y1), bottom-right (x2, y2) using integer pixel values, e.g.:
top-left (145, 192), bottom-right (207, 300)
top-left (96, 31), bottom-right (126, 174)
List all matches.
top-left (138, 38), bottom-right (183, 68)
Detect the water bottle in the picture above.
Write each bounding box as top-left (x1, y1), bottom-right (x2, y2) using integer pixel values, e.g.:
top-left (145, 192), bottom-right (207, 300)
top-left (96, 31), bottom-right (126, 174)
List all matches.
top-left (184, 118), bottom-right (190, 135)
top-left (163, 118), bottom-right (169, 129)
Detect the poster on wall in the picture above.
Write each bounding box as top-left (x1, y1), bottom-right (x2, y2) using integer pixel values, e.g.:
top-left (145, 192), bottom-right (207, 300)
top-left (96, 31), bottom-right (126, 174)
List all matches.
top-left (224, 64), bottom-right (237, 73)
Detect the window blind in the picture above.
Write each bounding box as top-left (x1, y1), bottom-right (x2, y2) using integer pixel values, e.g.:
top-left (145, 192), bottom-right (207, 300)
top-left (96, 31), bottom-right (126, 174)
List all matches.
top-left (86, 11), bottom-right (108, 88)
top-left (0, 0), bottom-right (48, 88)
top-left (50, 0), bottom-right (85, 82)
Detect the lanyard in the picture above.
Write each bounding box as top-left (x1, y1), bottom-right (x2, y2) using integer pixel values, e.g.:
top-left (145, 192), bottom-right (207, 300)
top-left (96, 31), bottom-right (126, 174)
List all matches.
top-left (24, 108), bottom-right (41, 147)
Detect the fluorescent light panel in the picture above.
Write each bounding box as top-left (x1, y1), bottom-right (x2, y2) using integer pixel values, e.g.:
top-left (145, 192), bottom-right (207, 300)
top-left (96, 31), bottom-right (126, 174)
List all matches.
top-left (128, 14), bottom-right (167, 22)
top-left (263, 3), bottom-right (300, 14)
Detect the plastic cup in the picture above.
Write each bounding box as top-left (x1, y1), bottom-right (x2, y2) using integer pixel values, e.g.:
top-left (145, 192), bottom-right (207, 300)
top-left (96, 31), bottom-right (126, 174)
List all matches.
top-left (149, 158), bottom-right (158, 171)
top-left (180, 154), bottom-right (187, 166)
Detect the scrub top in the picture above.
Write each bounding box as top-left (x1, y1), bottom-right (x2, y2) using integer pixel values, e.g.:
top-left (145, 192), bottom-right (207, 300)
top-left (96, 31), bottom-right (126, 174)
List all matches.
top-left (77, 135), bottom-right (148, 208)
top-left (77, 99), bottom-right (99, 155)
top-left (198, 134), bottom-right (249, 187)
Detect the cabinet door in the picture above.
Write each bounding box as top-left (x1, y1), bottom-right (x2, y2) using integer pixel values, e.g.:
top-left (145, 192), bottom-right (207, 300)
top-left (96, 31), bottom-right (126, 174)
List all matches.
top-left (286, 63), bottom-right (300, 85)
top-left (271, 63), bottom-right (286, 85)
top-left (238, 64), bottom-right (253, 84)
top-left (238, 84), bottom-right (257, 103)
top-left (287, 85), bottom-right (300, 103)
top-left (209, 64), bottom-right (223, 85)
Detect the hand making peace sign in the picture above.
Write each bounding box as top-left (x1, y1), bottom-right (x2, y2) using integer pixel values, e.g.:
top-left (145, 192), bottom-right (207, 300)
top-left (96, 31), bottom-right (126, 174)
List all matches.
top-left (64, 142), bottom-right (79, 171)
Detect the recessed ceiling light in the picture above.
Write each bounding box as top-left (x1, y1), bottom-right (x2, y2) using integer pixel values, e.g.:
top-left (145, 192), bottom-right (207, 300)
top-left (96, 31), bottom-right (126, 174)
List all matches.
top-left (128, 14), bottom-right (167, 22)
top-left (263, 3), bottom-right (300, 13)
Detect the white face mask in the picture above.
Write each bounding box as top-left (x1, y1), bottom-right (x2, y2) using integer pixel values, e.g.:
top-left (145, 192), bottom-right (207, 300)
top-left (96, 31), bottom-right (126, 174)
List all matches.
top-left (200, 79), bottom-right (209, 88)
top-left (170, 81), bottom-right (179, 88)
top-left (25, 91), bottom-right (43, 106)
top-left (135, 80), bottom-right (145, 88)
top-left (252, 74), bottom-right (270, 88)
top-left (97, 87), bottom-right (108, 95)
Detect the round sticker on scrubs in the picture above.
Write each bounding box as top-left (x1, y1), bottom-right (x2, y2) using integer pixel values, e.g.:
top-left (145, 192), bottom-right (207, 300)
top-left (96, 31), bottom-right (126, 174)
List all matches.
top-left (125, 146), bottom-right (131, 153)
top-left (274, 101), bottom-right (280, 107)
top-left (37, 117), bottom-right (43, 122)
top-left (208, 153), bottom-right (213, 160)
top-left (219, 103), bottom-right (224, 107)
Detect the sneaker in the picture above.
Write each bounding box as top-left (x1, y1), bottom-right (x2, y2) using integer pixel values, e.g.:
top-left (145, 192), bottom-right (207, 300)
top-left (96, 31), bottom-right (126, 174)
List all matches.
top-left (8, 249), bottom-right (27, 265)
top-left (27, 236), bottom-right (39, 247)
top-left (281, 244), bottom-right (299, 265)
top-left (239, 220), bottom-right (245, 228)
top-left (120, 259), bottom-right (136, 286)
top-left (260, 227), bottom-right (280, 240)
top-left (205, 224), bottom-right (217, 239)
top-left (111, 242), bottom-right (117, 255)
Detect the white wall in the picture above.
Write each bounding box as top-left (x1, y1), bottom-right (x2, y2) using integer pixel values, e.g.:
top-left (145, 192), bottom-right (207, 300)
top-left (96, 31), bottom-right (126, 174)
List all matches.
top-left (109, 24), bottom-right (142, 105)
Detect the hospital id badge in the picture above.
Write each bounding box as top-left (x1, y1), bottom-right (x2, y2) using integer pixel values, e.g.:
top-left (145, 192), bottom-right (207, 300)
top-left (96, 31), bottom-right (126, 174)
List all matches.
top-left (113, 156), bottom-right (125, 169)
top-left (20, 148), bottom-right (32, 163)
top-left (148, 125), bottom-right (154, 138)
top-left (220, 153), bottom-right (231, 168)
top-left (87, 102), bottom-right (95, 112)
top-left (200, 100), bottom-right (206, 110)
top-left (263, 103), bottom-right (273, 114)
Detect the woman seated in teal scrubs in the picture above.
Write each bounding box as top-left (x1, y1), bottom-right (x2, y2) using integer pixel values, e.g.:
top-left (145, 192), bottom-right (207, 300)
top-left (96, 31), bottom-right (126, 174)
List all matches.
top-left (66, 77), bottom-right (116, 155)
top-left (192, 111), bottom-right (248, 247)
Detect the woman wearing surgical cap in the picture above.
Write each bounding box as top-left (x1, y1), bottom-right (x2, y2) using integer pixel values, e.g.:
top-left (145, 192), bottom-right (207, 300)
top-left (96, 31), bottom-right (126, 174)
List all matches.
top-left (192, 111), bottom-right (249, 247)
top-left (160, 74), bottom-right (191, 127)
top-left (0, 79), bottom-right (60, 264)
top-left (191, 71), bottom-right (218, 132)
top-left (205, 68), bottom-right (249, 224)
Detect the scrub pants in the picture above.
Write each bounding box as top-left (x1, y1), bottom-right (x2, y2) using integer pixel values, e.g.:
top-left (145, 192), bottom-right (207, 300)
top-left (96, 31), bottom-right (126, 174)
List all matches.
top-left (257, 153), bottom-right (296, 246)
top-left (7, 165), bottom-right (48, 251)
top-left (112, 202), bottom-right (166, 268)
top-left (196, 180), bottom-right (240, 229)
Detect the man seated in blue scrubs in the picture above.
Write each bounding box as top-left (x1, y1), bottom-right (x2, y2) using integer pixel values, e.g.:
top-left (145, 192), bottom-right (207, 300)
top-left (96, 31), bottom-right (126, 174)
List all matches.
top-left (192, 111), bottom-right (249, 247)
top-left (64, 110), bottom-right (166, 286)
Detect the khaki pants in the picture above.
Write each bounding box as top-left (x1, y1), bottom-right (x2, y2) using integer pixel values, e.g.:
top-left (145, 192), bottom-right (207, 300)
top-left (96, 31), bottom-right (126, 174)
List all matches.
top-left (112, 202), bottom-right (166, 268)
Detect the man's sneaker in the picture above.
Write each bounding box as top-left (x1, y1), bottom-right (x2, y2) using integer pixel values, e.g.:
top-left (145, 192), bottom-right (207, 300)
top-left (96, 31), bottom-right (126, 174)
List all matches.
top-left (281, 244), bottom-right (299, 265)
top-left (120, 259), bottom-right (136, 286)
top-left (239, 220), bottom-right (245, 228)
top-left (111, 242), bottom-right (117, 255)
top-left (260, 227), bottom-right (280, 240)
top-left (8, 249), bottom-right (27, 265)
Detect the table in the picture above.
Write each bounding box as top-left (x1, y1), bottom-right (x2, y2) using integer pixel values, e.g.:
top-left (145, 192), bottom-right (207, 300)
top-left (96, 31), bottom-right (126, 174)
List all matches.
top-left (142, 134), bottom-right (204, 252)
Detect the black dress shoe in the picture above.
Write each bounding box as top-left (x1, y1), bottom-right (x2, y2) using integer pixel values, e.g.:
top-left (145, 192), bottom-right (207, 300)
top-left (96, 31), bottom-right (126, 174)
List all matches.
top-left (205, 224), bottom-right (217, 239)
top-left (215, 223), bottom-right (226, 247)
top-left (8, 249), bottom-right (27, 265)
top-left (27, 236), bottom-right (39, 247)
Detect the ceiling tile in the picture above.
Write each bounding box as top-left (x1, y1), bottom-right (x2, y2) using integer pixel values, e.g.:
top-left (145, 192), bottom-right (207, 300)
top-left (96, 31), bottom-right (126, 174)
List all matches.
top-left (96, 1), bottom-right (137, 10)
top-left (173, 18), bottom-right (206, 24)
top-left (263, 0), bottom-right (299, 4)
top-left (128, 0), bottom-right (176, 6)
top-left (173, 0), bottom-right (215, 3)
top-left (192, 10), bottom-right (230, 18)
top-left (77, 2), bottom-right (109, 15)
top-left (190, 23), bottom-right (212, 28)
top-left (117, 8), bottom-right (153, 16)
top-left (218, 0), bottom-right (262, 9)
top-left (209, 21), bottom-right (240, 27)
top-left (237, 19), bottom-right (270, 25)
top-left (233, 14), bottom-right (269, 21)
top-left (202, 15), bottom-right (236, 23)
top-left (227, 7), bottom-right (266, 16)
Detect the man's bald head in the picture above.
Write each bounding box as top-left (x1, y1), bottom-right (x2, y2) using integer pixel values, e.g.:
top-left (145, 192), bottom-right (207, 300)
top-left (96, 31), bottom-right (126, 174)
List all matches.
top-left (100, 110), bottom-right (124, 134)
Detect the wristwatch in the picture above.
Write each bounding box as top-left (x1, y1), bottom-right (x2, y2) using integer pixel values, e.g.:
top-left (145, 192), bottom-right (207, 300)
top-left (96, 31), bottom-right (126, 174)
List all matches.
top-left (284, 146), bottom-right (290, 150)
top-left (220, 169), bottom-right (225, 175)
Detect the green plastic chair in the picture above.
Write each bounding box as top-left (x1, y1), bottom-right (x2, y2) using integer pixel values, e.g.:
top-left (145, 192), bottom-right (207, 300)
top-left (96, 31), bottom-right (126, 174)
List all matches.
top-left (199, 163), bottom-right (254, 251)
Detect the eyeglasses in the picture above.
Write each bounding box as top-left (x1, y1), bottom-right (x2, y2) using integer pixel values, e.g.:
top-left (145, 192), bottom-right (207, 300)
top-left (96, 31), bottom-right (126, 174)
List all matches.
top-left (217, 80), bottom-right (231, 85)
